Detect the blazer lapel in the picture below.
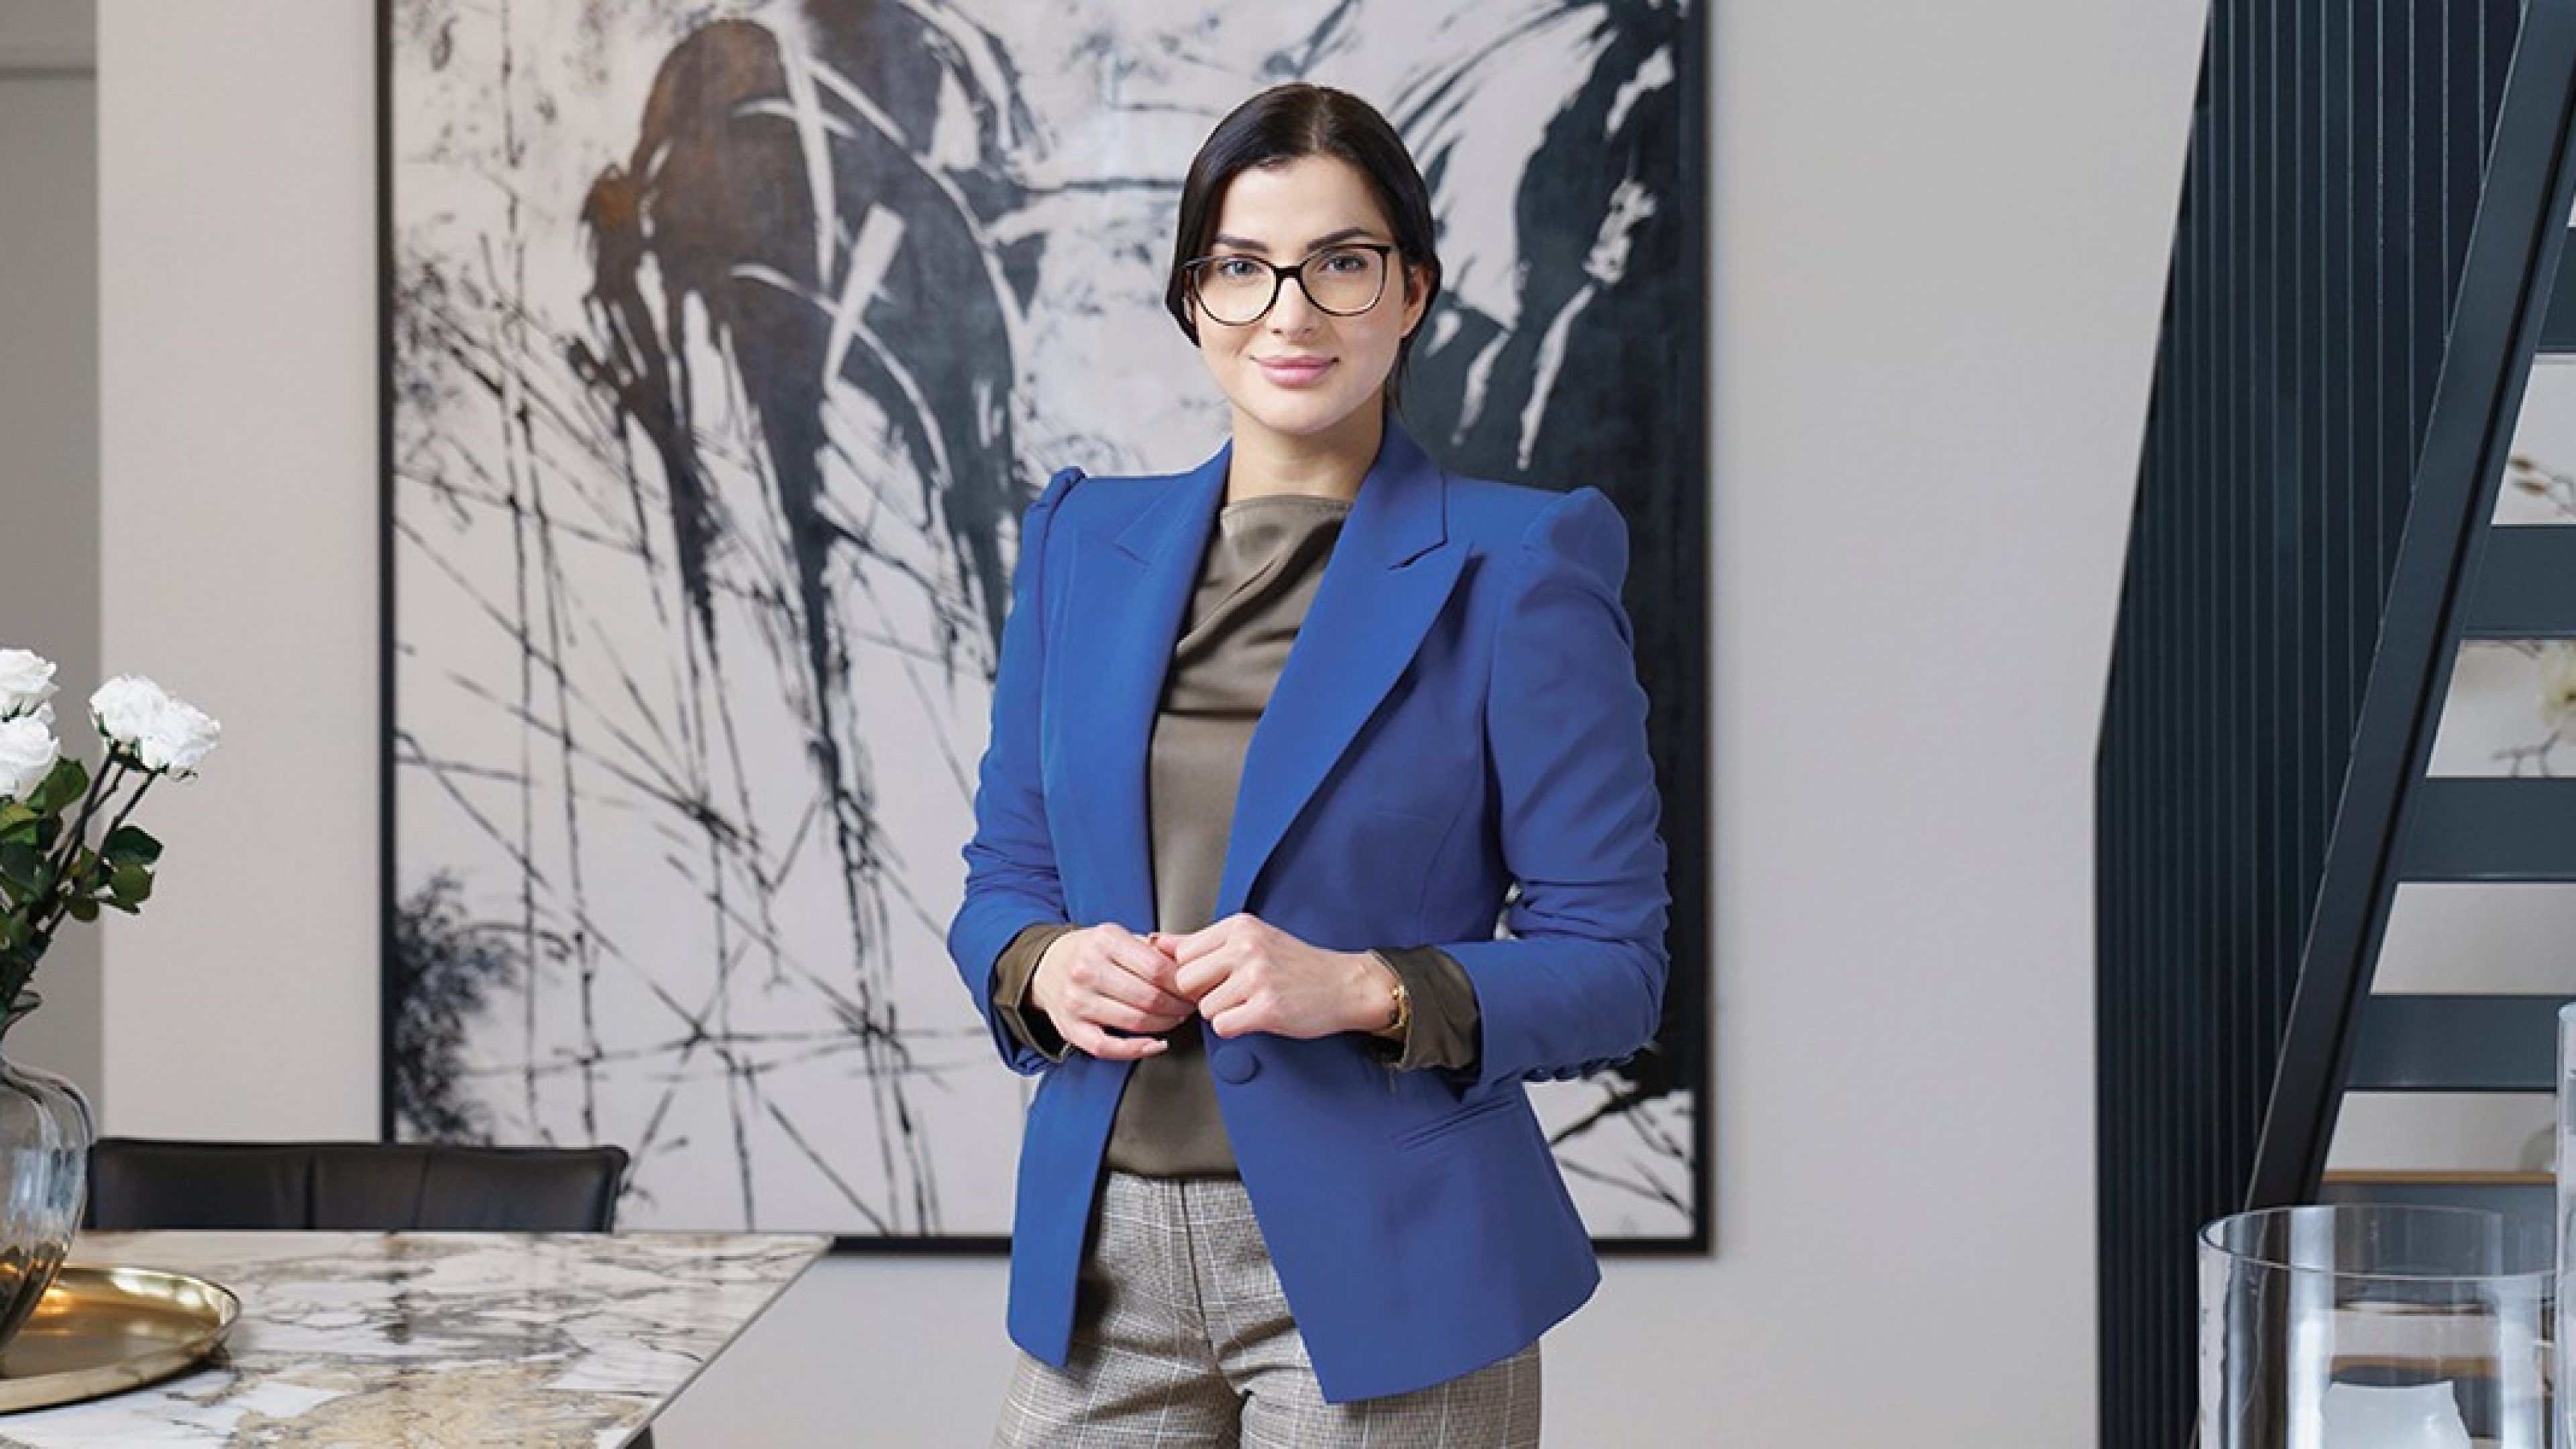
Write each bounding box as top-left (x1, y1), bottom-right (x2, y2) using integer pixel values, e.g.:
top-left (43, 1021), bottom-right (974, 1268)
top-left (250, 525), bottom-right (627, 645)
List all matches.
top-left (1048, 447), bottom-right (1228, 928)
top-left (1216, 425), bottom-right (1468, 916)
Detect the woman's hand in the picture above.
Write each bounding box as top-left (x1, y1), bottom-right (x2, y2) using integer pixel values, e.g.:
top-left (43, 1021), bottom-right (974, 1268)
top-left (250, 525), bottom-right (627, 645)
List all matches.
top-left (1163, 914), bottom-right (1399, 1040)
top-left (1030, 923), bottom-right (1195, 1061)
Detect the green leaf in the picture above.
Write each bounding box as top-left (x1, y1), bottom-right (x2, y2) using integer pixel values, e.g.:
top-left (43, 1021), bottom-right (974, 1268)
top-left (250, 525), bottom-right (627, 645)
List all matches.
top-left (0, 844), bottom-right (46, 896)
top-left (64, 896), bottom-right (96, 924)
top-left (25, 758), bottom-right (86, 816)
top-left (101, 826), bottom-right (162, 867)
top-left (107, 861), bottom-right (152, 908)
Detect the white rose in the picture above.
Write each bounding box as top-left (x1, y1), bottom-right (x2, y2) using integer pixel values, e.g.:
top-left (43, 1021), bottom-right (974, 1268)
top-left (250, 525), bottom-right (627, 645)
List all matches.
top-left (0, 650), bottom-right (57, 722)
top-left (0, 716), bottom-right (59, 800)
top-left (89, 675), bottom-right (221, 775)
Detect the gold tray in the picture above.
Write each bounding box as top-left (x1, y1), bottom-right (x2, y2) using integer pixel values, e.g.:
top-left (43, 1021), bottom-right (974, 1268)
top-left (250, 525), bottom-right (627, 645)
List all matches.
top-left (0, 1265), bottom-right (238, 1413)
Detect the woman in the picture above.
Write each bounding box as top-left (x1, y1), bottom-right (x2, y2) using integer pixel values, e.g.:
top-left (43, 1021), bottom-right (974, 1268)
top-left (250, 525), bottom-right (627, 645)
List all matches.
top-left (951, 82), bottom-right (1669, 1446)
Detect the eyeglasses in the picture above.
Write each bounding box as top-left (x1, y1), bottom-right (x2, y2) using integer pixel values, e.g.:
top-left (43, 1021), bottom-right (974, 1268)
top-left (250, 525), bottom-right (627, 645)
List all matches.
top-left (1181, 244), bottom-right (1397, 327)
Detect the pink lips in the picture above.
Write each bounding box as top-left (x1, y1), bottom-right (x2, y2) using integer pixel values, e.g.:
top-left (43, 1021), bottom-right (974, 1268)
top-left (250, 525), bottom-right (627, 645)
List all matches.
top-left (1255, 355), bottom-right (1335, 387)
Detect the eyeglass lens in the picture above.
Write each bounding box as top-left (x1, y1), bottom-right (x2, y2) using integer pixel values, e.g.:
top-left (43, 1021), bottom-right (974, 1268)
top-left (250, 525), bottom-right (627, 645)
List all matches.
top-left (1192, 248), bottom-right (1389, 325)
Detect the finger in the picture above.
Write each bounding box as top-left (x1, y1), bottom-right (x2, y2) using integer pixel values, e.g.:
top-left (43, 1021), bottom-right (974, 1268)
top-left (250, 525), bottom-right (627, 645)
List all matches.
top-left (1063, 1018), bottom-right (1168, 1061)
top-left (1087, 1033), bottom-right (1169, 1061)
top-left (1201, 996), bottom-right (1263, 1040)
top-left (1139, 954), bottom-right (1192, 1001)
top-left (1105, 990), bottom-right (1195, 1028)
top-left (1099, 966), bottom-right (1192, 1022)
top-left (1071, 953), bottom-right (1161, 1010)
top-left (1061, 934), bottom-right (1184, 1007)
top-left (1140, 934), bottom-right (1189, 990)
top-left (1173, 949), bottom-right (1234, 1002)
top-left (1056, 939), bottom-right (1193, 1032)
top-left (1097, 943), bottom-right (1196, 1015)
top-left (1083, 995), bottom-right (1188, 1035)
top-left (1193, 972), bottom-right (1256, 1030)
top-left (1161, 920), bottom-right (1232, 966)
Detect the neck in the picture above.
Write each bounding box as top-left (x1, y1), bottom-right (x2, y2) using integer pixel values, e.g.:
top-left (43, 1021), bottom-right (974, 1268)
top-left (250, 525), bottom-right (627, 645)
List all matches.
top-left (1225, 405), bottom-right (1386, 502)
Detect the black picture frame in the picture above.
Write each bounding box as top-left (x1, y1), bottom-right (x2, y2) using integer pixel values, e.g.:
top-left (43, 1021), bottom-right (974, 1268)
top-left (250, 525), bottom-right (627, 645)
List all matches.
top-left (380, 0), bottom-right (1709, 1251)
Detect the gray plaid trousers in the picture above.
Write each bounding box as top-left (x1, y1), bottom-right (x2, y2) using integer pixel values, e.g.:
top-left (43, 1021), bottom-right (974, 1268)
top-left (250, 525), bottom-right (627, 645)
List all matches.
top-left (994, 1174), bottom-right (1542, 1448)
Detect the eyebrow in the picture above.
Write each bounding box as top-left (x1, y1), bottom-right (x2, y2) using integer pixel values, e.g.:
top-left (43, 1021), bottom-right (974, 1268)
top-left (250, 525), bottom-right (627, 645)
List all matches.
top-left (1207, 226), bottom-right (1381, 256)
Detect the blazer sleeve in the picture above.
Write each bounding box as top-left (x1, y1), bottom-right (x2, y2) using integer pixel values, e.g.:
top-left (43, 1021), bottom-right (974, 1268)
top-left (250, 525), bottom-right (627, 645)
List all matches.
top-left (949, 466), bottom-right (1084, 1075)
top-left (1442, 486), bottom-right (1671, 1092)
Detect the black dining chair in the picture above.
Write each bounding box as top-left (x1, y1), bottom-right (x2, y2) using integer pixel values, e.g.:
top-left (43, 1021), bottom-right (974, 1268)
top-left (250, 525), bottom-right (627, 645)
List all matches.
top-left (82, 1138), bottom-right (629, 1232)
top-left (83, 1138), bottom-right (655, 1445)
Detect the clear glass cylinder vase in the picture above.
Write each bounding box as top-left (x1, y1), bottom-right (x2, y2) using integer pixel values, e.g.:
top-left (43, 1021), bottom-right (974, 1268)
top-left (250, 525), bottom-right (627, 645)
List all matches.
top-left (2200, 1201), bottom-right (2553, 1448)
top-left (0, 1005), bottom-right (92, 1354)
top-left (2559, 1002), bottom-right (2576, 1449)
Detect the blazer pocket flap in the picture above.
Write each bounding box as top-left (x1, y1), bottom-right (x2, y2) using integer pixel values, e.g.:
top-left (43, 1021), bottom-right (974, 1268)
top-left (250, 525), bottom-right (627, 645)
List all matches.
top-left (1391, 1089), bottom-right (1523, 1151)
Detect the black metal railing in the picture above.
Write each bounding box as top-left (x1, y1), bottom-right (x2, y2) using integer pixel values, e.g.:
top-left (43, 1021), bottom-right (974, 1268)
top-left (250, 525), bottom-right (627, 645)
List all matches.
top-left (2094, 2), bottom-right (2535, 1442)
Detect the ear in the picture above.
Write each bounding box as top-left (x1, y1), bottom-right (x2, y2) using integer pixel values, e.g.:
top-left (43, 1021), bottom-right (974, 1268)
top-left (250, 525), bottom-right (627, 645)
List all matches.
top-left (1399, 262), bottom-right (1432, 339)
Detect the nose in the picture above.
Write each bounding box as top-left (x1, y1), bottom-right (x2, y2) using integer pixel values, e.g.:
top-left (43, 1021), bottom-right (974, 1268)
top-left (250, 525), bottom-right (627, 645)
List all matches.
top-left (1267, 273), bottom-right (1323, 334)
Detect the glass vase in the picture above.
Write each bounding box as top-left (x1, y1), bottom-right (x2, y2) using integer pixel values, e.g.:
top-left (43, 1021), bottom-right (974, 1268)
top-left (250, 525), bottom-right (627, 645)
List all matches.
top-left (2199, 1201), bottom-right (2553, 1448)
top-left (2559, 1002), bottom-right (2576, 1449)
top-left (0, 998), bottom-right (92, 1355)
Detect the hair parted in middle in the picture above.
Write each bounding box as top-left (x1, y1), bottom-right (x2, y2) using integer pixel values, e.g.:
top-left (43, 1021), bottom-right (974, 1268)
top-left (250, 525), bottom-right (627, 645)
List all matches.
top-left (1164, 83), bottom-right (1444, 405)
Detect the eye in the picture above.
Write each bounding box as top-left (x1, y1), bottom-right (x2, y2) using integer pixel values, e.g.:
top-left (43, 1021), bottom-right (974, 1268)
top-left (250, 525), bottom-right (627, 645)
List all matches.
top-left (1205, 257), bottom-right (1267, 284)
top-left (1315, 248), bottom-right (1374, 275)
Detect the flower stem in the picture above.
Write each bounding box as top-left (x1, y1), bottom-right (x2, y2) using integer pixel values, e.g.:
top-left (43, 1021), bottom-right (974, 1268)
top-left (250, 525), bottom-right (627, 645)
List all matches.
top-left (34, 763), bottom-right (148, 940)
top-left (95, 772), bottom-right (154, 849)
top-left (0, 766), bottom-right (120, 1012)
top-left (46, 759), bottom-right (116, 886)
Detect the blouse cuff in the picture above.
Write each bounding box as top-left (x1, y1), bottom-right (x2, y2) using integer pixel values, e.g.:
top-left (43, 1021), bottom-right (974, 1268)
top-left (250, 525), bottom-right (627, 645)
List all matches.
top-left (992, 922), bottom-right (1079, 1062)
top-left (1373, 945), bottom-right (1481, 1073)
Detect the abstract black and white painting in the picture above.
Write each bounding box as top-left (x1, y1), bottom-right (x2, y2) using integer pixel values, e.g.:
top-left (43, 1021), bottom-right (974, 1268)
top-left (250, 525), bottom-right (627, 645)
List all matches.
top-left (383, 0), bottom-right (1708, 1246)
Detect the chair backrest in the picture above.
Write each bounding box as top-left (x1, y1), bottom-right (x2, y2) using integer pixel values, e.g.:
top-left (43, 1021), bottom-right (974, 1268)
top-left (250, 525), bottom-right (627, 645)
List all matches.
top-left (84, 1138), bottom-right (629, 1232)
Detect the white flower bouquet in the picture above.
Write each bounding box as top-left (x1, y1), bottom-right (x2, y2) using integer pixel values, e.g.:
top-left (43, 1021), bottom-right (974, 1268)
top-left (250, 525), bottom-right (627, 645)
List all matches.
top-left (0, 647), bottom-right (219, 1013)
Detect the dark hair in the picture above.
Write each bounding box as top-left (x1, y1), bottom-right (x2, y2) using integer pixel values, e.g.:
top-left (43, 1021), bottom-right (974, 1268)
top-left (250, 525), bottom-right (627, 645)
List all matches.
top-left (1165, 84), bottom-right (1444, 400)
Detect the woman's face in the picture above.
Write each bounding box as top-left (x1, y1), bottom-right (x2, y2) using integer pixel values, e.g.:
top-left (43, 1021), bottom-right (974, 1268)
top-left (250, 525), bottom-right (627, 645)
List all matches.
top-left (1190, 154), bottom-right (1427, 466)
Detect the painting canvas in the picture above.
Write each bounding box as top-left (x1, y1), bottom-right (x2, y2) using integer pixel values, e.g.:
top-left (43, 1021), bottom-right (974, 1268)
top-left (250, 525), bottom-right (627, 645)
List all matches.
top-left (383, 0), bottom-right (1708, 1246)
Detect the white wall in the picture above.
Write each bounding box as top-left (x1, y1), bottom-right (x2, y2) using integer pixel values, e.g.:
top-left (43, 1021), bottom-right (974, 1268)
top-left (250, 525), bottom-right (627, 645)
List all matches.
top-left (97, 0), bottom-right (379, 1137)
top-left (0, 0), bottom-right (101, 1093)
top-left (93, 1), bottom-right (2207, 1443)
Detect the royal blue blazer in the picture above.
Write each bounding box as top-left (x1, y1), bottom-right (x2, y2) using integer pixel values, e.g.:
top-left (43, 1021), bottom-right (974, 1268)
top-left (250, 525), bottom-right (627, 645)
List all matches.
top-left (950, 423), bottom-right (1670, 1403)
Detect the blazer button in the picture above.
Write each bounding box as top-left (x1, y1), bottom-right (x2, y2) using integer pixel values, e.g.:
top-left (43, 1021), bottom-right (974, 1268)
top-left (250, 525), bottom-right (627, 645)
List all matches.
top-left (1211, 1049), bottom-right (1260, 1085)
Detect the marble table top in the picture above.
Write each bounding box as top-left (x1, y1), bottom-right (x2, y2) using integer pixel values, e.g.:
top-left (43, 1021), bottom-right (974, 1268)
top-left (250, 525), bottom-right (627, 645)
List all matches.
top-left (0, 1230), bottom-right (830, 1448)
